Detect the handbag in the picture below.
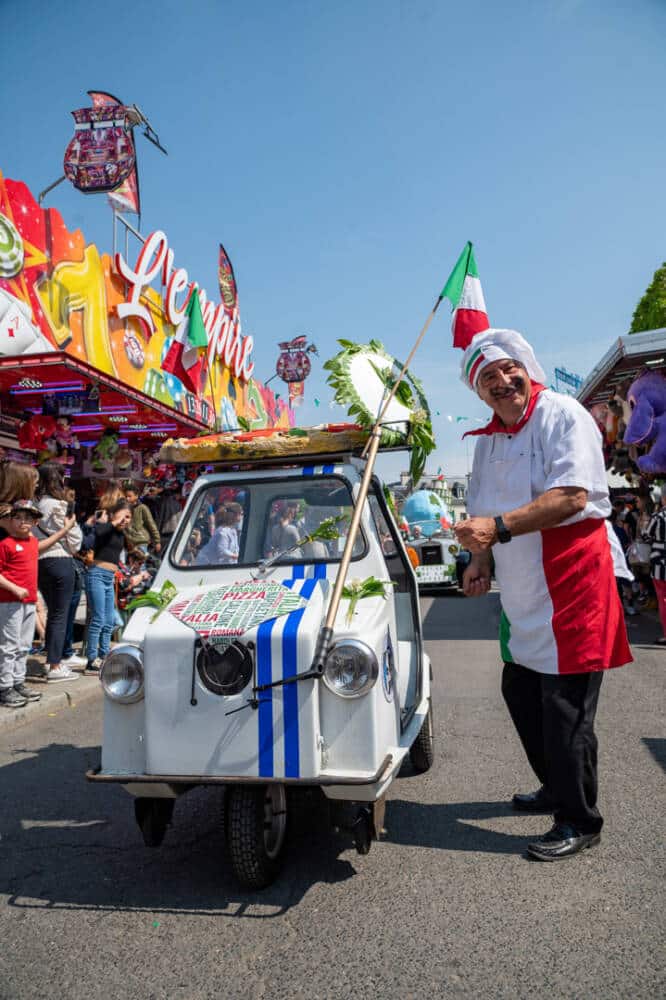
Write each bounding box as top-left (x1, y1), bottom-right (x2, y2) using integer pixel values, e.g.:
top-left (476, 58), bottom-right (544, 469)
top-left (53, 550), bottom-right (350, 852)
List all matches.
top-left (626, 540), bottom-right (651, 565)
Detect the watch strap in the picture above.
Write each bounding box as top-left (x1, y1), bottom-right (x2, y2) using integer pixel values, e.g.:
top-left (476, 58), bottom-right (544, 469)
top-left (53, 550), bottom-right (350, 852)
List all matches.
top-left (494, 515), bottom-right (512, 544)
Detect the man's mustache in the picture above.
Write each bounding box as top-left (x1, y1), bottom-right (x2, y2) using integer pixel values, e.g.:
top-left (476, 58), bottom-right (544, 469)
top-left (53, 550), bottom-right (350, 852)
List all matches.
top-left (490, 377), bottom-right (526, 399)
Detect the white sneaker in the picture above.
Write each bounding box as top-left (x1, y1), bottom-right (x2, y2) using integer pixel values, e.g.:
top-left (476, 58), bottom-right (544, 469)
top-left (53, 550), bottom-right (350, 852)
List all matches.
top-left (47, 666), bottom-right (80, 683)
top-left (60, 654), bottom-right (87, 668)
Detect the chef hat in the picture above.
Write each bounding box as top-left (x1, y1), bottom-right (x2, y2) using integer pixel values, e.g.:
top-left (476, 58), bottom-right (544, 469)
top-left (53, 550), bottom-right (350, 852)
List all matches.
top-left (460, 328), bottom-right (547, 390)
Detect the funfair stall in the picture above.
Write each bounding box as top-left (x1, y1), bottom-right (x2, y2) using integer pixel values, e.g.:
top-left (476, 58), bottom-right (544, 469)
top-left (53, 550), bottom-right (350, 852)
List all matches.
top-left (577, 327), bottom-right (666, 485)
top-left (0, 170), bottom-right (292, 496)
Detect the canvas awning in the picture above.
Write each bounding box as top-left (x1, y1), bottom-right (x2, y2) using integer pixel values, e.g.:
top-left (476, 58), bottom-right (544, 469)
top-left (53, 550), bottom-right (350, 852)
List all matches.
top-left (577, 328), bottom-right (666, 408)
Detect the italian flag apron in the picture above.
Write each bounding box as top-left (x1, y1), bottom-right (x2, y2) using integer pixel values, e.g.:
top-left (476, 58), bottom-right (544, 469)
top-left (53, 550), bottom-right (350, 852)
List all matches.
top-left (471, 414), bottom-right (632, 675)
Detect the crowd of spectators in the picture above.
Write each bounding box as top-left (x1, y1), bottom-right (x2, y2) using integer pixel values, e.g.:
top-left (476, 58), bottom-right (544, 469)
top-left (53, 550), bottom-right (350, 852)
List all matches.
top-left (0, 461), bottom-right (181, 710)
top-left (609, 489), bottom-right (666, 643)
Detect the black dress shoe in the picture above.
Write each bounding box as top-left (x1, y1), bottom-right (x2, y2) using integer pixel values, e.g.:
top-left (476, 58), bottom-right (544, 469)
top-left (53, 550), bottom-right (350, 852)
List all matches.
top-left (512, 786), bottom-right (557, 813)
top-left (527, 823), bottom-right (601, 861)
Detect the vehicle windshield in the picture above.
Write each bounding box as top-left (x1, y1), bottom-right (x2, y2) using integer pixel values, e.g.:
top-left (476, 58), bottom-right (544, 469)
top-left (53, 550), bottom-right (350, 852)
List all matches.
top-left (171, 476), bottom-right (365, 570)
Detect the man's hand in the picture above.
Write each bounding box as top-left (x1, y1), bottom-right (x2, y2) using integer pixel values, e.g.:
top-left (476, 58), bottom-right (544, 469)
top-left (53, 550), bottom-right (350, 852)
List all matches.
top-left (462, 559), bottom-right (492, 597)
top-left (63, 514), bottom-right (77, 531)
top-left (454, 516), bottom-right (497, 553)
top-left (14, 586), bottom-right (30, 602)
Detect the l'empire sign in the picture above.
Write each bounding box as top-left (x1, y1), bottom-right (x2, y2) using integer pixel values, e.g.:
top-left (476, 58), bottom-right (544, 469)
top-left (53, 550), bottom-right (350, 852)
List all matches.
top-left (0, 171), bottom-right (291, 431)
top-left (115, 230), bottom-right (255, 382)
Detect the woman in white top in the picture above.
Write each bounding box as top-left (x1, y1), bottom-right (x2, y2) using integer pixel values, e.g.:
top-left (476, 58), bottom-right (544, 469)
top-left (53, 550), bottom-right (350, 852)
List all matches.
top-left (36, 464), bottom-right (82, 682)
top-left (195, 503), bottom-right (242, 566)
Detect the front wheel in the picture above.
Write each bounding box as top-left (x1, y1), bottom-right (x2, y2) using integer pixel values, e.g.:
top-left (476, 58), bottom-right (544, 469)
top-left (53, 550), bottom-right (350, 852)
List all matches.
top-left (409, 699), bottom-right (435, 773)
top-left (225, 784), bottom-right (288, 889)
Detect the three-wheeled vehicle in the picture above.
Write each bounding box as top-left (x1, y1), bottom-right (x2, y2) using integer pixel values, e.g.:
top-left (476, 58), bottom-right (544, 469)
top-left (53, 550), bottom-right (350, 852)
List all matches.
top-left (88, 431), bottom-right (434, 888)
top-left (411, 533), bottom-right (459, 591)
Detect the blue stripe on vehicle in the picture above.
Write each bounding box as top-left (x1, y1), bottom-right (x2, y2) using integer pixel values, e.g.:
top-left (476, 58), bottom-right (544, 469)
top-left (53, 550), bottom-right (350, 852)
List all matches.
top-left (291, 564), bottom-right (305, 579)
top-left (322, 464), bottom-right (334, 474)
top-left (303, 465), bottom-right (314, 476)
top-left (282, 578), bottom-right (317, 778)
top-left (313, 563), bottom-right (326, 579)
top-left (257, 617), bottom-right (276, 778)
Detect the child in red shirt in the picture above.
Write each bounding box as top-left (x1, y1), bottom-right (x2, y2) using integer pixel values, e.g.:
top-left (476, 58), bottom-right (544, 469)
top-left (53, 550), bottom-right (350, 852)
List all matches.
top-left (0, 500), bottom-right (77, 709)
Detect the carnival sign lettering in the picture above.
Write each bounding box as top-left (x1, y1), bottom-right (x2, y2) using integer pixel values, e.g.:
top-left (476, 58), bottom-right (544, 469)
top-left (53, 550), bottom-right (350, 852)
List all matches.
top-left (114, 230), bottom-right (254, 382)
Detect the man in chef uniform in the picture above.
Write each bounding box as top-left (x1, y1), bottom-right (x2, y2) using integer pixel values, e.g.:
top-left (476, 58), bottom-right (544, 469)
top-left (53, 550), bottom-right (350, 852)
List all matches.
top-left (454, 329), bottom-right (632, 862)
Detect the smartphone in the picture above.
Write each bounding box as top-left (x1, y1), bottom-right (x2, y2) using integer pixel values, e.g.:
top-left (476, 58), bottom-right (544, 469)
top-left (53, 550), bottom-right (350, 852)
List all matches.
top-left (94, 509), bottom-right (103, 519)
top-left (66, 501), bottom-right (75, 517)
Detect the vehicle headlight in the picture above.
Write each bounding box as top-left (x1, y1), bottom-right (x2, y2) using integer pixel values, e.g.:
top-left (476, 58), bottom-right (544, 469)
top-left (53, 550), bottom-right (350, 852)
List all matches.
top-left (100, 645), bottom-right (144, 704)
top-left (196, 640), bottom-right (253, 696)
top-left (323, 640), bottom-right (378, 698)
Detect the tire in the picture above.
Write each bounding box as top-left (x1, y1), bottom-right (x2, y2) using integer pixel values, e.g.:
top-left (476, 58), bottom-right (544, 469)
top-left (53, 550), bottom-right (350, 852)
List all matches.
top-left (134, 798), bottom-right (174, 847)
top-left (225, 784), bottom-right (288, 889)
top-left (409, 699), bottom-right (435, 773)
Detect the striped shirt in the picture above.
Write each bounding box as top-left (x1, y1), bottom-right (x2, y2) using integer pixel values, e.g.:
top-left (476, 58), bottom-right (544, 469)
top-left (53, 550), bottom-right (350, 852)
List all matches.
top-left (647, 507), bottom-right (666, 581)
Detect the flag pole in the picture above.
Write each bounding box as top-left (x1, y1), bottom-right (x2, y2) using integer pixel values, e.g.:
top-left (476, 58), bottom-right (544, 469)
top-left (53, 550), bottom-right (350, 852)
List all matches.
top-left (360, 291), bottom-right (445, 459)
top-left (309, 422), bottom-right (383, 677)
top-left (310, 288), bottom-right (445, 677)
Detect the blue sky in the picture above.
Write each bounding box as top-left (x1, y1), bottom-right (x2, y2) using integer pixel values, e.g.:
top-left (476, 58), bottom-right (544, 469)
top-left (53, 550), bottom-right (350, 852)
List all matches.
top-left (3, 0), bottom-right (665, 482)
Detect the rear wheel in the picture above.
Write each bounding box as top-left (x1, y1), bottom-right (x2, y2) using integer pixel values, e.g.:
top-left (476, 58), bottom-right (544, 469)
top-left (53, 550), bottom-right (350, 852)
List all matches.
top-left (225, 784), bottom-right (288, 889)
top-left (134, 798), bottom-right (174, 847)
top-left (409, 699), bottom-right (435, 773)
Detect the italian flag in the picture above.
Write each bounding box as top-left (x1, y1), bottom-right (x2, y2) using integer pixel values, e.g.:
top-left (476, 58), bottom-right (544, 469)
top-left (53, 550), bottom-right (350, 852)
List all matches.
top-left (441, 241), bottom-right (489, 349)
top-left (162, 291), bottom-right (209, 394)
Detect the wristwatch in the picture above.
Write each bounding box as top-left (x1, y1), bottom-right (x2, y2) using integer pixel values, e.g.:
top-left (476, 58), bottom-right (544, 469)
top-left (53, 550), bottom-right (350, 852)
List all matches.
top-left (494, 515), bottom-right (512, 544)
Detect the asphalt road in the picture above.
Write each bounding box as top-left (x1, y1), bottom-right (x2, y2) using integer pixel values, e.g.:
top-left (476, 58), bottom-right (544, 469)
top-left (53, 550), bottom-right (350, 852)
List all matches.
top-left (0, 594), bottom-right (663, 1000)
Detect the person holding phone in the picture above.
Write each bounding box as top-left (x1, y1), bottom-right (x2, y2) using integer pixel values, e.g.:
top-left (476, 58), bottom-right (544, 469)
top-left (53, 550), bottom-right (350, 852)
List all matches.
top-left (36, 464), bottom-right (83, 682)
top-left (85, 500), bottom-right (132, 672)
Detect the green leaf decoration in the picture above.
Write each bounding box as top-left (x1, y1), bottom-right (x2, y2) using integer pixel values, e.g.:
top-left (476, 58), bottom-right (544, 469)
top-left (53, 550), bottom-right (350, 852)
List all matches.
top-left (341, 576), bottom-right (395, 626)
top-left (382, 483), bottom-right (397, 517)
top-left (306, 514), bottom-right (348, 543)
top-left (237, 416), bottom-right (251, 432)
top-left (255, 515), bottom-right (348, 576)
top-left (126, 579), bottom-right (178, 621)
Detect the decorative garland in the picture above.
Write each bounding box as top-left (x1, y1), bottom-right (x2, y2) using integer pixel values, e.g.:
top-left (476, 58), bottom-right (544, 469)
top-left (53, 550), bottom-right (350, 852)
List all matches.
top-left (323, 339), bottom-right (435, 482)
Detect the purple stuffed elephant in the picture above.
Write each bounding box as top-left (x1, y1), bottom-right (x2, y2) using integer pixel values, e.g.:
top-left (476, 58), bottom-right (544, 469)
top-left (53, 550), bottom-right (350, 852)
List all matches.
top-left (623, 371), bottom-right (666, 473)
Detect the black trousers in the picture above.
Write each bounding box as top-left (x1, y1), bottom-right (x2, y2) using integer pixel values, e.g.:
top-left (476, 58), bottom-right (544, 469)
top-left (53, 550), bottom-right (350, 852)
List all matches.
top-left (501, 662), bottom-right (604, 835)
top-left (38, 557), bottom-right (75, 666)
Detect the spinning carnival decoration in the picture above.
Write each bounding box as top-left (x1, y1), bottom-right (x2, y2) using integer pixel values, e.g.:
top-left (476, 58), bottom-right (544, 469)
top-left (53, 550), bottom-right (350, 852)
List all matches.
top-left (63, 96), bottom-right (137, 195)
top-left (61, 90), bottom-right (166, 213)
top-left (275, 336), bottom-right (318, 407)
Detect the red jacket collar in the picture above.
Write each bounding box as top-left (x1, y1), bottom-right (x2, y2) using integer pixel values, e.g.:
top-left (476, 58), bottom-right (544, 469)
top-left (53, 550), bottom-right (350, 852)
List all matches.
top-left (463, 382), bottom-right (546, 438)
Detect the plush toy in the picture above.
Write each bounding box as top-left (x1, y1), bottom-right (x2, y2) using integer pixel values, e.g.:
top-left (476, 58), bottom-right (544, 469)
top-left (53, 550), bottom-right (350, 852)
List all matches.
top-left (610, 389), bottom-right (632, 429)
top-left (605, 398), bottom-right (622, 444)
top-left (623, 371), bottom-right (666, 474)
top-left (17, 414), bottom-right (57, 451)
top-left (92, 429), bottom-right (119, 470)
top-left (589, 402), bottom-right (609, 434)
top-left (55, 415), bottom-right (79, 451)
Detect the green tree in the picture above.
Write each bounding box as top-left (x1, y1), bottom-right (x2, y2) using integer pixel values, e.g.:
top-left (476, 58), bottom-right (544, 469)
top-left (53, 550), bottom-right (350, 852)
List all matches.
top-left (630, 262), bottom-right (666, 333)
